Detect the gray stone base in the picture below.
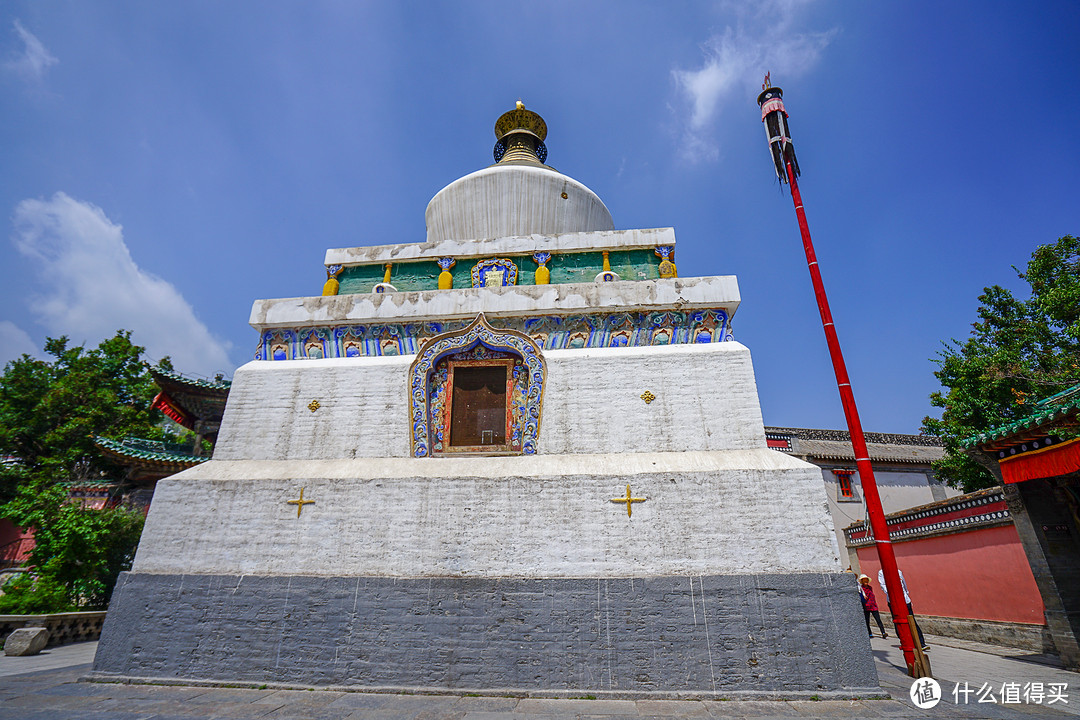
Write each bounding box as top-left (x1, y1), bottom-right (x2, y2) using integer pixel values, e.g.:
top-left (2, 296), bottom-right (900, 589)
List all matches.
top-left (91, 572), bottom-right (879, 697)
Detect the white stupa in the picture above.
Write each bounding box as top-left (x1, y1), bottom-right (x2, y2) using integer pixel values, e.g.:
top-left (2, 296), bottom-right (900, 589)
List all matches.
top-left (93, 102), bottom-right (878, 698)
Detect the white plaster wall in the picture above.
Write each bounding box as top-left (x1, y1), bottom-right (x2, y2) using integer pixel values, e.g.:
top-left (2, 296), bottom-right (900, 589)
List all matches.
top-left (874, 469), bottom-right (963, 513)
top-left (424, 165), bottom-right (613, 243)
top-left (539, 343), bottom-right (765, 454)
top-left (212, 356), bottom-right (409, 461)
top-left (249, 276), bottom-right (740, 332)
top-left (132, 449), bottom-right (840, 577)
top-left (214, 342), bottom-right (765, 461)
top-left (325, 227), bottom-right (676, 267)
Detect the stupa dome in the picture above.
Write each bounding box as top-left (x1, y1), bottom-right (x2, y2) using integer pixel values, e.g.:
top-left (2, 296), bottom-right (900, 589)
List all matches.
top-left (424, 102), bottom-right (614, 243)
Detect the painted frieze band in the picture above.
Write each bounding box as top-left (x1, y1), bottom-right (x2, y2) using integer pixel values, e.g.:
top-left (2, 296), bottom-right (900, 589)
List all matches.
top-left (255, 309), bottom-right (732, 361)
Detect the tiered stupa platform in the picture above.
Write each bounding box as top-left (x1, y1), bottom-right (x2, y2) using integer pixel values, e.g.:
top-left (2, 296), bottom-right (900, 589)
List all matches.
top-left (93, 103), bottom-right (877, 698)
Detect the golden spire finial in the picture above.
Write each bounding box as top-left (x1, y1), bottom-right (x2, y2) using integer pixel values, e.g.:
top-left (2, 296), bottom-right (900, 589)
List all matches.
top-left (493, 101), bottom-right (549, 165)
top-left (494, 101), bottom-right (547, 142)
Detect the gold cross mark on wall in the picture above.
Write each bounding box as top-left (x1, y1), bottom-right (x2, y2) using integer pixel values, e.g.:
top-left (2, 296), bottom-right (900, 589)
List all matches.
top-left (287, 487), bottom-right (315, 517)
top-left (308, 400), bottom-right (321, 412)
top-left (640, 391), bottom-right (655, 404)
top-left (610, 484), bottom-right (647, 518)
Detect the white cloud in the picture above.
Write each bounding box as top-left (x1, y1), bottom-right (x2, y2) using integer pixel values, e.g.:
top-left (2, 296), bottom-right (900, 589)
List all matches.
top-left (672, 1), bottom-right (836, 161)
top-left (0, 320), bottom-right (40, 367)
top-left (11, 192), bottom-right (234, 377)
top-left (4, 20), bottom-right (58, 82)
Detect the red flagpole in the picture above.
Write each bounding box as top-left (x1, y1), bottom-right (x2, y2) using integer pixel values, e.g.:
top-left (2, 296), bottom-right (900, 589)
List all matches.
top-left (757, 81), bottom-right (924, 676)
top-left (784, 160), bottom-right (920, 674)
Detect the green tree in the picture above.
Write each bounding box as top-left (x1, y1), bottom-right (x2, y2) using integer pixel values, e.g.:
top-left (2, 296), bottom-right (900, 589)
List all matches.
top-left (922, 236), bottom-right (1080, 491)
top-left (0, 330), bottom-right (170, 611)
top-left (0, 484), bottom-right (144, 611)
top-left (0, 331), bottom-right (170, 502)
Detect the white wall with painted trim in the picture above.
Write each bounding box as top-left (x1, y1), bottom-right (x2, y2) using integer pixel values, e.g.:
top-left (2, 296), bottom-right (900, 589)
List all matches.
top-left (213, 342), bottom-right (765, 461)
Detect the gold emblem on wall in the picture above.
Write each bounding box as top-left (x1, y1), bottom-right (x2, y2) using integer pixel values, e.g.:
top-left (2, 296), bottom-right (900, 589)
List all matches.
top-left (640, 391), bottom-right (655, 404)
top-left (287, 487), bottom-right (315, 517)
top-left (308, 400), bottom-right (321, 412)
top-left (610, 484), bottom-right (647, 518)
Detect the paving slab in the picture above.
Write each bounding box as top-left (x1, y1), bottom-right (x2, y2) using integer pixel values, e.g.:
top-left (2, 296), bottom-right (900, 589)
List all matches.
top-left (0, 636), bottom-right (1078, 719)
top-left (251, 689), bottom-right (347, 705)
top-left (0, 640), bottom-right (97, 677)
top-left (260, 709), bottom-right (357, 720)
top-left (702, 700), bottom-right (804, 716)
top-left (77, 683), bottom-right (211, 702)
top-left (515, 697), bottom-right (639, 714)
top-left (637, 698), bottom-right (711, 715)
top-left (180, 687), bottom-right (279, 704)
top-left (456, 697), bottom-right (519, 712)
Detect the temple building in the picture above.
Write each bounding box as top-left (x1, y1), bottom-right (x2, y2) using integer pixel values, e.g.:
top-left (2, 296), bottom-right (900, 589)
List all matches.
top-left (764, 426), bottom-right (954, 569)
top-left (964, 384), bottom-right (1080, 670)
top-left (92, 369), bottom-right (230, 510)
top-left (94, 103), bottom-right (877, 696)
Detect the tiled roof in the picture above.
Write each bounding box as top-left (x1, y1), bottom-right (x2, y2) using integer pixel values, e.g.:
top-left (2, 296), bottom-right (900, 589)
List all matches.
top-left (95, 436), bottom-right (208, 469)
top-left (789, 438), bottom-right (944, 464)
top-left (763, 426), bottom-right (944, 464)
top-left (58, 481), bottom-right (119, 492)
top-left (150, 368), bottom-right (230, 425)
top-left (961, 382), bottom-right (1080, 449)
top-left (764, 426), bottom-right (942, 447)
top-left (150, 367), bottom-right (231, 391)
top-left (843, 487), bottom-right (1009, 546)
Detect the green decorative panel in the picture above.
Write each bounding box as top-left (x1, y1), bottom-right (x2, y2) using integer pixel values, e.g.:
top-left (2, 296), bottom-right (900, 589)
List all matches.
top-left (548, 250), bottom-right (658, 284)
top-left (334, 249), bottom-right (661, 294)
top-left (337, 263), bottom-right (441, 294)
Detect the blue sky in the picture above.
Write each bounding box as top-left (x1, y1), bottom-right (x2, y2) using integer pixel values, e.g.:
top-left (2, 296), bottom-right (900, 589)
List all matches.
top-left (1, 1), bottom-right (1077, 433)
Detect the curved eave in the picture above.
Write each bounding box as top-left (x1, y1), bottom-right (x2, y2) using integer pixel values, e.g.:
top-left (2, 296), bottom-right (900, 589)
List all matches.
top-left (962, 404), bottom-right (1080, 451)
top-left (95, 437), bottom-right (207, 473)
top-left (801, 453), bottom-right (940, 464)
top-left (150, 368), bottom-right (231, 394)
top-left (150, 369), bottom-right (230, 423)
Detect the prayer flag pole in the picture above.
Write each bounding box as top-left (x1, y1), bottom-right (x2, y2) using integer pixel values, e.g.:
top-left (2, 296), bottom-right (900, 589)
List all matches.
top-left (756, 77), bottom-right (928, 677)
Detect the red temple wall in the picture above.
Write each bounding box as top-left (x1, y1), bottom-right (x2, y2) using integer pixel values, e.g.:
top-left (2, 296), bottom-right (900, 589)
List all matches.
top-left (0, 519), bottom-right (35, 566)
top-left (856, 524), bottom-right (1045, 625)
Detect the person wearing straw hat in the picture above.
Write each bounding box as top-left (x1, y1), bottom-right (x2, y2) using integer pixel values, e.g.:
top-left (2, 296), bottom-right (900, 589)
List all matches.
top-left (858, 574), bottom-right (887, 639)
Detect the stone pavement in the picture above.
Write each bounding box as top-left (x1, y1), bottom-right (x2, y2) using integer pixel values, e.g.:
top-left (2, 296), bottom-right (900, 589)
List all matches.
top-left (0, 638), bottom-right (98, 677)
top-left (0, 635), bottom-right (1077, 719)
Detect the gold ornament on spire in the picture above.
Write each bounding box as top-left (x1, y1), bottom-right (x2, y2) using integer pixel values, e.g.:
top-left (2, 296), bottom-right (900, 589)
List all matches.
top-left (493, 100), bottom-right (549, 165)
top-left (494, 101), bottom-right (547, 142)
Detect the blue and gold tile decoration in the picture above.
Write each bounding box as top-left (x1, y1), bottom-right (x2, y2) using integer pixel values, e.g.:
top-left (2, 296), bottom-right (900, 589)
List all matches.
top-left (471, 258), bottom-right (518, 287)
top-left (407, 315), bottom-right (545, 458)
top-left (426, 346), bottom-right (528, 454)
top-left (255, 309), bottom-right (732, 361)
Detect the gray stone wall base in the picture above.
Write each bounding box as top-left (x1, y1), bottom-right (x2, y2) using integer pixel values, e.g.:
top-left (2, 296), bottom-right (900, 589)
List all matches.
top-left (92, 572), bottom-right (879, 696)
top-left (878, 614), bottom-right (1054, 653)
